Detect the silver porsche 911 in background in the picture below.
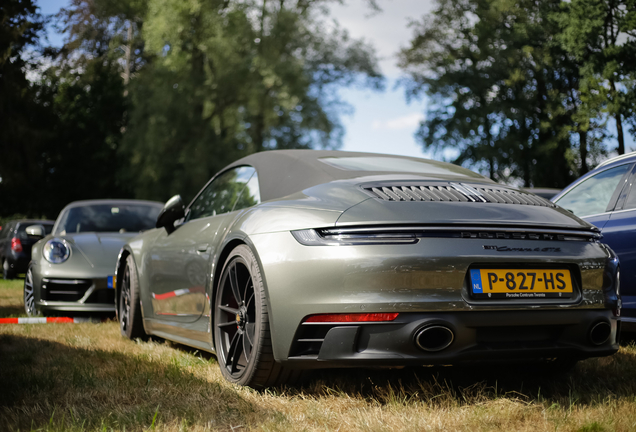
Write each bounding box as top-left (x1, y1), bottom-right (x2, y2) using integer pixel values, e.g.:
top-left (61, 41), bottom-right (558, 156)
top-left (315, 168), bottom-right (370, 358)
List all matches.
top-left (25, 199), bottom-right (163, 316)
top-left (115, 150), bottom-right (620, 389)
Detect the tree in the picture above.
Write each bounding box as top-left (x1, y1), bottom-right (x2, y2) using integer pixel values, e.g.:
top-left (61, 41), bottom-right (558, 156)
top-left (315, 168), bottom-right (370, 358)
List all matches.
top-left (0, 0), bottom-right (48, 216)
top-left (121, 0), bottom-right (383, 202)
top-left (554, 0), bottom-right (636, 155)
top-left (399, 0), bottom-right (610, 187)
top-left (0, 0), bottom-right (140, 218)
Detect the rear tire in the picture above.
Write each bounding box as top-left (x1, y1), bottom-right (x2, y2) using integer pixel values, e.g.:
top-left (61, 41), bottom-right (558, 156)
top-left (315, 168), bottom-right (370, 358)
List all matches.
top-left (3, 259), bottom-right (15, 280)
top-left (213, 244), bottom-right (301, 389)
top-left (119, 255), bottom-right (147, 340)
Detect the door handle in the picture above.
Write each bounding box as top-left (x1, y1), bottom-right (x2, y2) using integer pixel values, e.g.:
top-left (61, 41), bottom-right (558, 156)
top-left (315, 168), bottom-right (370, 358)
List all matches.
top-left (197, 244), bottom-right (209, 253)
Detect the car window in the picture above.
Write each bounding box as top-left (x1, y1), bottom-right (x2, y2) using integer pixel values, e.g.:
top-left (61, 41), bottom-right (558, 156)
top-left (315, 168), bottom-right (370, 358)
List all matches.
top-left (16, 224), bottom-right (30, 240)
top-left (188, 166), bottom-right (259, 221)
top-left (555, 164), bottom-right (631, 217)
top-left (233, 171), bottom-right (260, 212)
top-left (55, 204), bottom-right (162, 235)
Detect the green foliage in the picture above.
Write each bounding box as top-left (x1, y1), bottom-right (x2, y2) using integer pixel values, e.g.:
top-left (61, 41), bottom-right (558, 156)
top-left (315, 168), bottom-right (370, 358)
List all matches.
top-left (399, 0), bottom-right (635, 187)
top-left (122, 0), bottom-right (383, 202)
top-left (0, 0), bottom-right (48, 215)
top-left (0, 1), bottom-right (133, 218)
top-left (0, 0), bottom-right (382, 215)
top-left (554, 0), bottom-right (636, 155)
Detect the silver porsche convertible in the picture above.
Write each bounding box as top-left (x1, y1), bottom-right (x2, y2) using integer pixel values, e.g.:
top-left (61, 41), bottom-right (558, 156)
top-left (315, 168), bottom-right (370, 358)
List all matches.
top-left (115, 150), bottom-right (621, 388)
top-left (25, 199), bottom-right (163, 316)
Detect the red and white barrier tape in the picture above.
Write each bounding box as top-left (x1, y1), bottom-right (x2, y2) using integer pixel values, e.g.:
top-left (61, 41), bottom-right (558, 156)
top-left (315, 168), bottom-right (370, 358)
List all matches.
top-left (0, 317), bottom-right (105, 324)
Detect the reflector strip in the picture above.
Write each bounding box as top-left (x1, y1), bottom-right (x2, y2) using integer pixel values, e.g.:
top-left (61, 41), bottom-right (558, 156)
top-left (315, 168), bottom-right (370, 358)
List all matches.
top-left (0, 317), bottom-right (103, 324)
top-left (305, 313), bottom-right (399, 323)
top-left (152, 286), bottom-right (205, 300)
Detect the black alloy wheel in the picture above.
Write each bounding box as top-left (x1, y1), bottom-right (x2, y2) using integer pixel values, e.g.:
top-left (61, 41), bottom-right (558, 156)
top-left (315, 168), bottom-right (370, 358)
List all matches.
top-left (214, 245), bottom-right (301, 388)
top-left (23, 266), bottom-right (38, 316)
top-left (119, 255), bottom-right (146, 339)
top-left (215, 248), bottom-right (258, 380)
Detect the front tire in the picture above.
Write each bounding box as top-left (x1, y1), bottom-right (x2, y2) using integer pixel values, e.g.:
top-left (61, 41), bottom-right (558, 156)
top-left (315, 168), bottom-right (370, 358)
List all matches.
top-left (119, 255), bottom-right (147, 340)
top-left (213, 245), bottom-right (299, 389)
top-left (23, 265), bottom-right (41, 316)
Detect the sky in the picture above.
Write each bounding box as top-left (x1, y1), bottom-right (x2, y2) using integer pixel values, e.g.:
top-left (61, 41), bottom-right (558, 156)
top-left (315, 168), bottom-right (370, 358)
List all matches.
top-left (327, 0), bottom-right (435, 158)
top-left (35, 0), bottom-right (632, 161)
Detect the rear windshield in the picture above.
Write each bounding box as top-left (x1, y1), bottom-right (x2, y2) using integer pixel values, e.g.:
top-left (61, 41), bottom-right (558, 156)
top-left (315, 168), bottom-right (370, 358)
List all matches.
top-left (320, 156), bottom-right (483, 178)
top-left (54, 204), bottom-right (161, 235)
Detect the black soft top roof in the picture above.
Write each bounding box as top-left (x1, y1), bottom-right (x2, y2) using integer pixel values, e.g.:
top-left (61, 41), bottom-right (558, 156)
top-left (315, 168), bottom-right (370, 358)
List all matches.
top-left (223, 150), bottom-right (487, 202)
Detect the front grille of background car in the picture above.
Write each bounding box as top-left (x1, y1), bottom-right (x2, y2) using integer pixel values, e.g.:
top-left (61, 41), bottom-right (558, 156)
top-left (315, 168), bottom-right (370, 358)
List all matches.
top-left (86, 289), bottom-right (115, 304)
top-left (40, 278), bottom-right (115, 304)
top-left (363, 182), bottom-right (555, 207)
top-left (41, 278), bottom-right (92, 302)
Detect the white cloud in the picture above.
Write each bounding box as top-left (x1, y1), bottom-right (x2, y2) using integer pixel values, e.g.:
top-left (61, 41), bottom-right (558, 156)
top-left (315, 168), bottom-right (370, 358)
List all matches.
top-left (372, 112), bottom-right (424, 130)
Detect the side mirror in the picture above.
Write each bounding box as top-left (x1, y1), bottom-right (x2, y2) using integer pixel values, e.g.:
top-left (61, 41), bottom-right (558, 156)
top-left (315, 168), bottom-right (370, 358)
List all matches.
top-left (156, 195), bottom-right (185, 234)
top-left (26, 224), bottom-right (46, 238)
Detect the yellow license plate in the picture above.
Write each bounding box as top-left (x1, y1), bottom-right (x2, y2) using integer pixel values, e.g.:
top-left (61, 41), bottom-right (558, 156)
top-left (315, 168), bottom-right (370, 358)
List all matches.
top-left (470, 269), bottom-right (573, 299)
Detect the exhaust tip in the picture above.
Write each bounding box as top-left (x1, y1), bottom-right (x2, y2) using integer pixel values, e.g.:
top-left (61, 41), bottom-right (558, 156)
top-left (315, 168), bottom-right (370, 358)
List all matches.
top-left (415, 325), bottom-right (454, 352)
top-left (589, 321), bottom-right (611, 346)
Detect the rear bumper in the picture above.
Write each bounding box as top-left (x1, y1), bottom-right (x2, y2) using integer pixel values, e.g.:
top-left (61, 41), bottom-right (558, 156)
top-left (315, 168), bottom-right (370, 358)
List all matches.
top-left (283, 309), bottom-right (620, 368)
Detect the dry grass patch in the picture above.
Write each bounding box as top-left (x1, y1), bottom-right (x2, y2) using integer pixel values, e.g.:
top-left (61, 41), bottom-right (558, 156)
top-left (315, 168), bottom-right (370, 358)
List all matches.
top-left (1, 281), bottom-right (636, 431)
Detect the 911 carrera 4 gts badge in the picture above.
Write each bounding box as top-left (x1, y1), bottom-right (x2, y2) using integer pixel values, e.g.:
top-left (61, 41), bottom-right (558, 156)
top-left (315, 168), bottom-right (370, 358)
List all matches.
top-left (483, 245), bottom-right (561, 252)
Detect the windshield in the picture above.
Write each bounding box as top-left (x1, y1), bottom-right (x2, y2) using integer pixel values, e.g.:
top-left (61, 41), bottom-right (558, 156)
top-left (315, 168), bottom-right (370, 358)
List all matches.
top-left (54, 204), bottom-right (161, 235)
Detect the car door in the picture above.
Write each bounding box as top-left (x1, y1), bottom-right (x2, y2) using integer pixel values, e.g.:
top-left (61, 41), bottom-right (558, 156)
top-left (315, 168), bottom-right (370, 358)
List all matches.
top-left (603, 164), bottom-right (636, 320)
top-left (147, 166), bottom-right (260, 324)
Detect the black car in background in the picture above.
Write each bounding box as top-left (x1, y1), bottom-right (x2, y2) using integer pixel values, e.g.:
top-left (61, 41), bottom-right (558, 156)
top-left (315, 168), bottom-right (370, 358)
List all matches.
top-left (0, 220), bottom-right (54, 279)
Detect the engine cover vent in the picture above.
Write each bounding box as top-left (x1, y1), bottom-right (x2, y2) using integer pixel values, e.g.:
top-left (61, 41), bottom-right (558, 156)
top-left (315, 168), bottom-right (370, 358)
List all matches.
top-left (363, 182), bottom-right (555, 207)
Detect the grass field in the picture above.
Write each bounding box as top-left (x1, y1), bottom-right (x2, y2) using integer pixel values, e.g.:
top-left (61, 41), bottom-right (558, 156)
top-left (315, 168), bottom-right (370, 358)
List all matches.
top-left (2, 278), bottom-right (636, 431)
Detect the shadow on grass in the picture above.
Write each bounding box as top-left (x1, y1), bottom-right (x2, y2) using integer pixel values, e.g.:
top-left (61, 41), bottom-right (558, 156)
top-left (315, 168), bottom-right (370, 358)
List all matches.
top-left (0, 334), bottom-right (273, 431)
top-left (0, 303), bottom-right (25, 318)
top-left (287, 347), bottom-right (636, 408)
top-left (151, 330), bottom-right (636, 409)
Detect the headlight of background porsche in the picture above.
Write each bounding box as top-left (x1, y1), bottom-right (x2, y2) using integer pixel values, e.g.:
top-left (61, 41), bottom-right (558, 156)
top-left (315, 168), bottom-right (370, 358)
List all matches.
top-left (292, 228), bottom-right (419, 246)
top-left (43, 239), bottom-right (71, 263)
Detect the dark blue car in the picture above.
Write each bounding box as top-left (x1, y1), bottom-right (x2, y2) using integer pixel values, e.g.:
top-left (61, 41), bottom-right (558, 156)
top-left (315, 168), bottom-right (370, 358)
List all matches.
top-left (552, 152), bottom-right (636, 331)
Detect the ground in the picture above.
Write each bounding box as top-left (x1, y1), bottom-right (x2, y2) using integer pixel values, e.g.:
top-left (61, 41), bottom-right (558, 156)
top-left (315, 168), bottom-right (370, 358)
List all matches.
top-left (1, 277), bottom-right (636, 432)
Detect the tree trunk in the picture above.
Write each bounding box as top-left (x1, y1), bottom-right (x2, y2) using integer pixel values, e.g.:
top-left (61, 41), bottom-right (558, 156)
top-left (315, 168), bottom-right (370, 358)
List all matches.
top-left (123, 21), bottom-right (133, 97)
top-left (579, 130), bottom-right (588, 175)
top-left (615, 112), bottom-right (625, 155)
top-left (609, 78), bottom-right (625, 155)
